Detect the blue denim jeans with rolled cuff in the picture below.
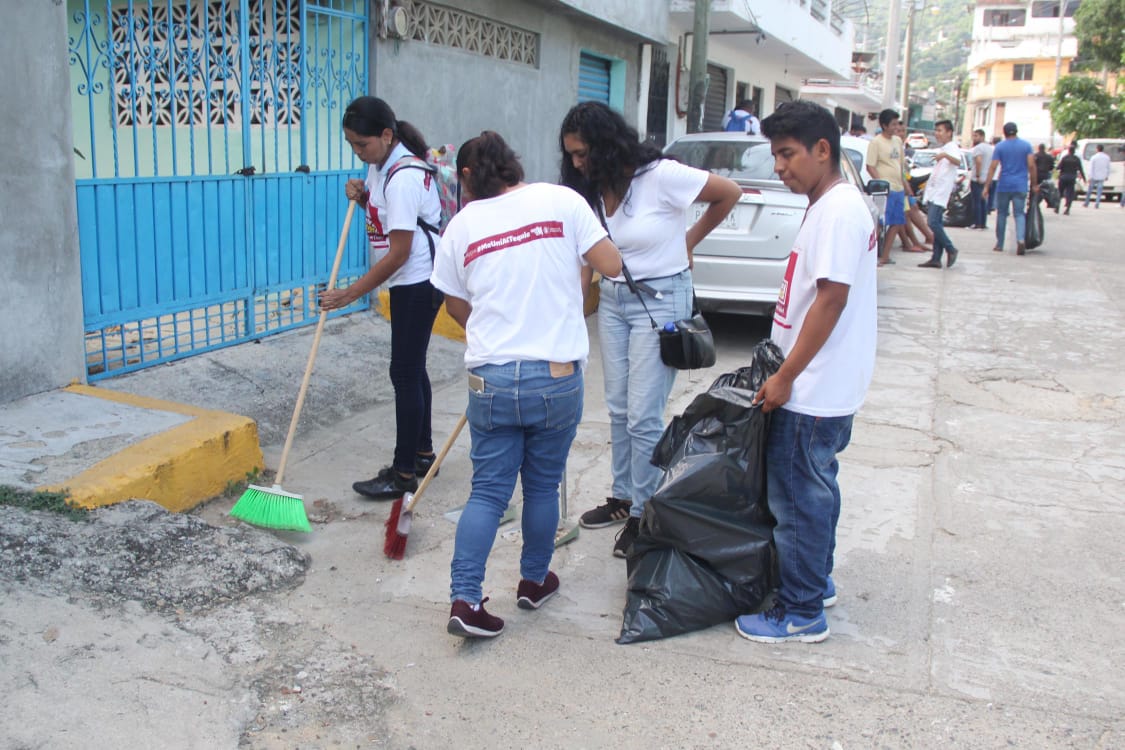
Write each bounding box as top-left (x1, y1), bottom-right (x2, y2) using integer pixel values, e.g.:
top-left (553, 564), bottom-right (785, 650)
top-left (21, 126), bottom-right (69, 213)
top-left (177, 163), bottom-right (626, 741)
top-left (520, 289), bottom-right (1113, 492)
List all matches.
top-left (598, 269), bottom-right (693, 518)
top-left (450, 360), bottom-right (583, 604)
top-left (995, 191), bottom-right (1026, 248)
top-left (1084, 179), bottom-right (1104, 207)
top-left (766, 407), bottom-right (854, 618)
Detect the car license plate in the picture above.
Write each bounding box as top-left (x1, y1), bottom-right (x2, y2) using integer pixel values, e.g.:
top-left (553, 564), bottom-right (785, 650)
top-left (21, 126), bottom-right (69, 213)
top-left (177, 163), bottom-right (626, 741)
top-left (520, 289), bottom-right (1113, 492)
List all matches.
top-left (693, 203), bottom-right (739, 230)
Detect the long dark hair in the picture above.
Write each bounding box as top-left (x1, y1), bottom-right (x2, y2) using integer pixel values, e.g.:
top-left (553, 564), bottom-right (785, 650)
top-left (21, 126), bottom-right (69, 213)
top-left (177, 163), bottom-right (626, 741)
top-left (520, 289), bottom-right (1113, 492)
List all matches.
top-left (342, 96), bottom-right (428, 158)
top-left (558, 101), bottom-right (664, 209)
top-left (456, 131), bottom-right (524, 201)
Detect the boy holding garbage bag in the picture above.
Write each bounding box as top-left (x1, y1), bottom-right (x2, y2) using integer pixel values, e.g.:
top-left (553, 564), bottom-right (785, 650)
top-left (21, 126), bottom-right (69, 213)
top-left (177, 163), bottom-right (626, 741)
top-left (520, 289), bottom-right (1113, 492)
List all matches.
top-left (737, 101), bottom-right (878, 644)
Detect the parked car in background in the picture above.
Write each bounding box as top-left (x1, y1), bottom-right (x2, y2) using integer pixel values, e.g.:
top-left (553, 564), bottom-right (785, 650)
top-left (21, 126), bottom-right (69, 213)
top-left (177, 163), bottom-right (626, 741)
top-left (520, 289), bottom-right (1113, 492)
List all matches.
top-left (905, 132), bottom-right (931, 149)
top-left (664, 132), bottom-right (887, 317)
top-left (907, 147), bottom-right (972, 183)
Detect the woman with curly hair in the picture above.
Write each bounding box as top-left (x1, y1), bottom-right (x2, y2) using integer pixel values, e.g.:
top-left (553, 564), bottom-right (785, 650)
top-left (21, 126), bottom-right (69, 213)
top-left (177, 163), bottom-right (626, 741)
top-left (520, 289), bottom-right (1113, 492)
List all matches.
top-left (559, 102), bottom-right (740, 558)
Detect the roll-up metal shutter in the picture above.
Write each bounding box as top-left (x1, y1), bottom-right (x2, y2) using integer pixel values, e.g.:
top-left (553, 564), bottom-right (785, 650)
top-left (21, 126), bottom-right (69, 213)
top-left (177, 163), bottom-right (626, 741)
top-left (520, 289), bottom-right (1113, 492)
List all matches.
top-left (578, 53), bottom-right (611, 104)
top-left (703, 64), bottom-right (728, 131)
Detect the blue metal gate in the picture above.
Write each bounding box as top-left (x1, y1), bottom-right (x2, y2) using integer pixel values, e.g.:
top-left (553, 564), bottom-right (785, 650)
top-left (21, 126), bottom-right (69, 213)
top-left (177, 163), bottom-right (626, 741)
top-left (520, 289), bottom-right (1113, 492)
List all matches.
top-left (67, 0), bottom-right (368, 379)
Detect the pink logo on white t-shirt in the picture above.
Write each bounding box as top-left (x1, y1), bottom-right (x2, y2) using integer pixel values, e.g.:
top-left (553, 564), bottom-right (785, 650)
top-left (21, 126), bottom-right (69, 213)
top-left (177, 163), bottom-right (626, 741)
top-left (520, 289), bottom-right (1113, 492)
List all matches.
top-left (464, 221), bottom-right (565, 266)
top-left (774, 250), bottom-right (799, 327)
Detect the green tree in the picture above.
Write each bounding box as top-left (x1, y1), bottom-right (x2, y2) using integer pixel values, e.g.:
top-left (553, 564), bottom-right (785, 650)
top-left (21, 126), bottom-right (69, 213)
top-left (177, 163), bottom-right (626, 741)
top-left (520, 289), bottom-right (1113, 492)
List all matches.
top-left (1074, 0), bottom-right (1125, 69)
top-left (1049, 75), bottom-right (1125, 138)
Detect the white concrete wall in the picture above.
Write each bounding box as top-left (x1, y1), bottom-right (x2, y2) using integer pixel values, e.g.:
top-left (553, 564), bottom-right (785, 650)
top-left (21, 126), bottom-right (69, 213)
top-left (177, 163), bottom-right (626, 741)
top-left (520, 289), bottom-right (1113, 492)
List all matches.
top-left (0, 0), bottom-right (86, 402)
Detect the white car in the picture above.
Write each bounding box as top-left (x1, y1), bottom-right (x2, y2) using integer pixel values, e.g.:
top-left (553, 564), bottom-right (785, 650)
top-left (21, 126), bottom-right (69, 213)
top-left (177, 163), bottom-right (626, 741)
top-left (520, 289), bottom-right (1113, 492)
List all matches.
top-left (665, 132), bottom-right (888, 316)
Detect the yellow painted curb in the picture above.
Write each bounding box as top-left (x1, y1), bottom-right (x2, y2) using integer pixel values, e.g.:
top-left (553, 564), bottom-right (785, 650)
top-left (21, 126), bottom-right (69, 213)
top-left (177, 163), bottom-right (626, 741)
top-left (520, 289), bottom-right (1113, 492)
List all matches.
top-left (38, 385), bottom-right (264, 513)
top-left (375, 290), bottom-right (466, 343)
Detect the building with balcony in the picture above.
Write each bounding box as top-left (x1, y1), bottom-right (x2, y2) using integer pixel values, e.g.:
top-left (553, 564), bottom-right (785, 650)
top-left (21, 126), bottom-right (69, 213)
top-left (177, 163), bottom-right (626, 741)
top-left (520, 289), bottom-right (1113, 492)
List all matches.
top-left (963, 0), bottom-right (1079, 146)
top-left (662, 0), bottom-right (859, 141)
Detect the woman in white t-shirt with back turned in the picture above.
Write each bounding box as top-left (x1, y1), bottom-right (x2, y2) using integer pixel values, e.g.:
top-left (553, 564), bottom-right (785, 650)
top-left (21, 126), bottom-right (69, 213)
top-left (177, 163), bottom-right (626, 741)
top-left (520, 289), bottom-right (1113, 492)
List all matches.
top-left (319, 97), bottom-right (442, 501)
top-left (559, 101), bottom-right (741, 558)
top-left (431, 131), bottom-right (623, 638)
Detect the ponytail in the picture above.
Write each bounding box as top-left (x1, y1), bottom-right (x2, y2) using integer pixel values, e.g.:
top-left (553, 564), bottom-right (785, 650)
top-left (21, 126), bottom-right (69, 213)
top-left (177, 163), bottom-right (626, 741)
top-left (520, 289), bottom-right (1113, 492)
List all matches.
top-left (456, 131), bottom-right (524, 200)
top-left (395, 120), bottom-right (429, 159)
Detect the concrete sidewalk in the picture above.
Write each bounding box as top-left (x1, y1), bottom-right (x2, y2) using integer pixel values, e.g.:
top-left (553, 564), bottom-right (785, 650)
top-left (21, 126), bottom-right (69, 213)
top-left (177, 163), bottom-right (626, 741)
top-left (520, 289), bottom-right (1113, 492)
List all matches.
top-left (3, 203), bottom-right (1124, 748)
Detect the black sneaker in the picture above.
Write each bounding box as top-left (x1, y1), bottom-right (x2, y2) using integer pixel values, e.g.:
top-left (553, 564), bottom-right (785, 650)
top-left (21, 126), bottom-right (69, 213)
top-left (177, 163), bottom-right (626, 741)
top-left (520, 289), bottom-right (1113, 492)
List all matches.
top-left (447, 597), bottom-right (504, 638)
top-left (612, 517), bottom-right (640, 559)
top-left (415, 452), bottom-right (438, 478)
top-left (517, 571), bottom-right (559, 610)
top-left (352, 467), bottom-right (418, 500)
top-left (579, 497), bottom-right (632, 529)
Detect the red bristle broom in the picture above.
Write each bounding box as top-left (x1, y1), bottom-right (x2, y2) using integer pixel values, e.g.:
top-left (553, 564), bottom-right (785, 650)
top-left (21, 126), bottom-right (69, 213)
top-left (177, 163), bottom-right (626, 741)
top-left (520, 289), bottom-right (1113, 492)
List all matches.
top-left (384, 413), bottom-right (467, 559)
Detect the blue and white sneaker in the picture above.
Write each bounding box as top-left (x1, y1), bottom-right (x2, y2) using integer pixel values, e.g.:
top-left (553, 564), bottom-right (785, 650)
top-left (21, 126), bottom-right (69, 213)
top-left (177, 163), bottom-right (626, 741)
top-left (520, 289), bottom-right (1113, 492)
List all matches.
top-left (823, 575), bottom-right (837, 608)
top-left (735, 603), bottom-right (829, 643)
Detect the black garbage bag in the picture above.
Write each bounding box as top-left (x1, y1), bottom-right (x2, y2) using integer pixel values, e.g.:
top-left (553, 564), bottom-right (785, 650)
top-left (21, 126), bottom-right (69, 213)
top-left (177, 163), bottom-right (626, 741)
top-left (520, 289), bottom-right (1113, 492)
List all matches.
top-left (1039, 179), bottom-right (1060, 210)
top-left (1025, 191), bottom-right (1045, 250)
top-left (943, 185), bottom-right (973, 228)
top-left (617, 340), bottom-right (782, 644)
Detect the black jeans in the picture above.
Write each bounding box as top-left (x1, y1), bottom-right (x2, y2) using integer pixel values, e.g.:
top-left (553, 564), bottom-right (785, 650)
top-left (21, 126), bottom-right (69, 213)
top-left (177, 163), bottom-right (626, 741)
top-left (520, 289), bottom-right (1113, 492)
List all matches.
top-left (1058, 176), bottom-right (1076, 210)
top-left (388, 280), bottom-right (440, 474)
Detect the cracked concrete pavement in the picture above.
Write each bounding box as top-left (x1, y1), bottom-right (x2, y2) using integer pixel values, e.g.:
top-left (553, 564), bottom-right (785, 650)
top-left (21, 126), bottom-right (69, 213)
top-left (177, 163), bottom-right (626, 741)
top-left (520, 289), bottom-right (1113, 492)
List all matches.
top-left (2, 204), bottom-right (1123, 748)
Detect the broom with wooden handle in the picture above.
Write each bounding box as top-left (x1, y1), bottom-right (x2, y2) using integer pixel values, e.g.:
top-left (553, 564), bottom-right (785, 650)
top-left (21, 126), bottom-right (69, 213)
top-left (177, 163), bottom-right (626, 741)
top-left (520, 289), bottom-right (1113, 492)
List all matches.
top-left (230, 200), bottom-right (358, 532)
top-left (384, 412), bottom-right (468, 559)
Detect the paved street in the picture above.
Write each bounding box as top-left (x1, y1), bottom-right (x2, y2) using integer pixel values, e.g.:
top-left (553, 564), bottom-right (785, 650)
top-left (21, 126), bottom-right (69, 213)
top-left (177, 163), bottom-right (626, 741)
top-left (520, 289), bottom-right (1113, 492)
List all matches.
top-left (5, 201), bottom-right (1124, 748)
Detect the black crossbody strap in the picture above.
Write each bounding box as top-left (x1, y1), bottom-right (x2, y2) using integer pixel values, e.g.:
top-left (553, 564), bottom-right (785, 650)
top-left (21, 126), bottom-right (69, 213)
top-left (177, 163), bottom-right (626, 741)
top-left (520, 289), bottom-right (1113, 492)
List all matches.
top-left (620, 262), bottom-right (659, 331)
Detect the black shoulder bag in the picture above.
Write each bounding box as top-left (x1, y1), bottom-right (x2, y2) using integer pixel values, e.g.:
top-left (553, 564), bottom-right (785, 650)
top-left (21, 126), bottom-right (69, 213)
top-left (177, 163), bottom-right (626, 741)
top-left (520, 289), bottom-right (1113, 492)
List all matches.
top-left (620, 263), bottom-right (716, 370)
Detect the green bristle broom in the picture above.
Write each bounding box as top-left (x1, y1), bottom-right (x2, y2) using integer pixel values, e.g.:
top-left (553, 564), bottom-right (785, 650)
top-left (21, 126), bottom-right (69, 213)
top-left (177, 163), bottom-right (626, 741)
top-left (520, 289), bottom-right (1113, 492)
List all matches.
top-left (231, 201), bottom-right (357, 533)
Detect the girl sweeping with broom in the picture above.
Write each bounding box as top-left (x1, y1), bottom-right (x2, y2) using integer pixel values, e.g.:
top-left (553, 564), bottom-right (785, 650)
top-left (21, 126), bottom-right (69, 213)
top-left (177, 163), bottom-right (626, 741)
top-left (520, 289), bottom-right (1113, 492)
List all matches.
top-left (430, 132), bottom-right (622, 638)
top-left (320, 97), bottom-right (442, 501)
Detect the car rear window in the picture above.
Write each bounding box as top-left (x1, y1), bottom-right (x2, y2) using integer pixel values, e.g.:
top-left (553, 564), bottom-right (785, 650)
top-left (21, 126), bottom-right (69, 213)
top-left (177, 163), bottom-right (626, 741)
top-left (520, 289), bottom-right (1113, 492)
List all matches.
top-left (911, 151), bottom-right (937, 167)
top-left (664, 140), bottom-right (780, 181)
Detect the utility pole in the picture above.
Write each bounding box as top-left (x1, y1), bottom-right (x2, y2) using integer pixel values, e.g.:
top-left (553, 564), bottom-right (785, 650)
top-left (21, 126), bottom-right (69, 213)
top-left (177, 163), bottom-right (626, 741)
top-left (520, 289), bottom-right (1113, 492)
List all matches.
top-left (900, 2), bottom-right (916, 123)
top-left (882, 0), bottom-right (902, 110)
top-left (688, 0), bottom-right (711, 133)
top-left (1051, 2), bottom-right (1065, 147)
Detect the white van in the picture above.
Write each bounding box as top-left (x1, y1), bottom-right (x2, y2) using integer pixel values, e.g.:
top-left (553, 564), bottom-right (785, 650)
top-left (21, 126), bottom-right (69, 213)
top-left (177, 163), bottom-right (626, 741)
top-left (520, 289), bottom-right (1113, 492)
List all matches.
top-left (1076, 138), bottom-right (1125, 199)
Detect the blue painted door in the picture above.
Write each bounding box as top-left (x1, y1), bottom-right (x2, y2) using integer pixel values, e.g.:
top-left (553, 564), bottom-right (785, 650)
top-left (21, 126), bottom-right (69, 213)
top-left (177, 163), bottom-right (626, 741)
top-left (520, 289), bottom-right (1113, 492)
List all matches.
top-left (68, 0), bottom-right (368, 378)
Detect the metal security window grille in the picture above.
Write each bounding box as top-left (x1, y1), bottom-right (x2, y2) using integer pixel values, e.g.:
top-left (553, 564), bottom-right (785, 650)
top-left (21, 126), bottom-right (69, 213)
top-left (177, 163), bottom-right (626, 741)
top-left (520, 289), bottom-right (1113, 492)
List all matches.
top-left (407, 1), bottom-right (539, 67)
top-left (109, 0), bottom-right (301, 128)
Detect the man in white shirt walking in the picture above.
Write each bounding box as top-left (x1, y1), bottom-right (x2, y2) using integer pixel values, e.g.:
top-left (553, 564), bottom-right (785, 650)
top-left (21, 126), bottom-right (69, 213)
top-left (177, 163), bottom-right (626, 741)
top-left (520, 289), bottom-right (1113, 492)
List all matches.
top-left (1085, 145), bottom-right (1112, 208)
top-left (918, 120), bottom-right (962, 269)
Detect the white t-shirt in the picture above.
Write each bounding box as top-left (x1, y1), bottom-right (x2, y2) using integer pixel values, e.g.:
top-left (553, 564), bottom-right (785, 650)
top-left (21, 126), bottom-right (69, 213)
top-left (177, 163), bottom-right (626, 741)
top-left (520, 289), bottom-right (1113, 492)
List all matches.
top-left (970, 142), bottom-right (993, 183)
top-left (430, 183), bottom-right (608, 369)
top-left (771, 182), bottom-right (878, 418)
top-left (603, 159), bottom-right (709, 282)
top-left (926, 141), bottom-right (961, 207)
top-left (362, 142), bottom-right (442, 287)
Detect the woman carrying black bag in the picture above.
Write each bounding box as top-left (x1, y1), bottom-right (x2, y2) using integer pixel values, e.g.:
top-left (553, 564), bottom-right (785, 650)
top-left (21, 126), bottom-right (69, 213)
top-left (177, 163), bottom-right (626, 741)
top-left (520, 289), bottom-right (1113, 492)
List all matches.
top-left (558, 102), bottom-right (740, 558)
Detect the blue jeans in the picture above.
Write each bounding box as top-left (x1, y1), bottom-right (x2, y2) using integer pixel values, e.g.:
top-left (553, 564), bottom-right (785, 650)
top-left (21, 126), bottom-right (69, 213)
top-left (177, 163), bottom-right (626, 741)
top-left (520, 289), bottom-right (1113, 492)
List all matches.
top-left (598, 270), bottom-right (693, 517)
top-left (995, 191), bottom-right (1026, 249)
top-left (926, 201), bottom-right (955, 264)
top-left (987, 180), bottom-right (997, 212)
top-left (1084, 179), bottom-right (1105, 207)
top-left (766, 408), bottom-right (854, 618)
top-left (388, 280), bottom-right (439, 474)
top-left (970, 181), bottom-right (987, 227)
top-left (450, 361), bottom-right (582, 604)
